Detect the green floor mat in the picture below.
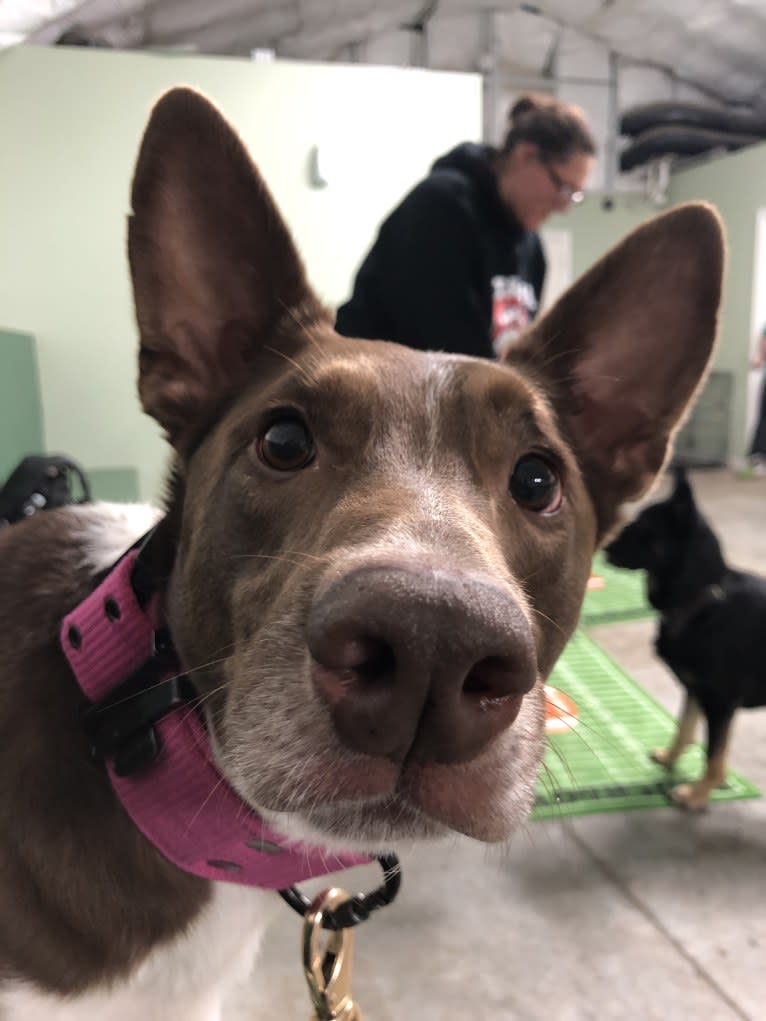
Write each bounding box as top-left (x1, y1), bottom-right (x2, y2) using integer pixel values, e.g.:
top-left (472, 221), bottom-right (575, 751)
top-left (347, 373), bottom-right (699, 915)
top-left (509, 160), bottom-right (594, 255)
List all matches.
top-left (532, 630), bottom-right (760, 820)
top-left (579, 552), bottom-right (653, 627)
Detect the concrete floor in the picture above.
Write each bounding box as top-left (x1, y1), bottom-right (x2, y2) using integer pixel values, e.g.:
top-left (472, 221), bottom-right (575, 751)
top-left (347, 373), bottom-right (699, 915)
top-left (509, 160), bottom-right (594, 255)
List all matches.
top-left (235, 469), bottom-right (766, 1021)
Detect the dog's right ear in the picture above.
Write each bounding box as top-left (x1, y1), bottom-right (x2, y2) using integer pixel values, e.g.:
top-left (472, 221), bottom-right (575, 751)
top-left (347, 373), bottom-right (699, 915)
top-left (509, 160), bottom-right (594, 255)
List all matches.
top-left (507, 202), bottom-right (724, 538)
top-left (128, 87), bottom-right (329, 451)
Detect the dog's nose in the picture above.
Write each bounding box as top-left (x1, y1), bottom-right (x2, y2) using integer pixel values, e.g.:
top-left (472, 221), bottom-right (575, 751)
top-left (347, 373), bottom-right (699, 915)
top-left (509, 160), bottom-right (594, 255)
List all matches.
top-left (307, 564), bottom-right (536, 765)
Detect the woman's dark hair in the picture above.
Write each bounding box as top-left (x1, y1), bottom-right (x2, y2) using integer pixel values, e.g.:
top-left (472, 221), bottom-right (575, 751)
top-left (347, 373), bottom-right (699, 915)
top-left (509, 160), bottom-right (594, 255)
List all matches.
top-left (501, 92), bottom-right (596, 160)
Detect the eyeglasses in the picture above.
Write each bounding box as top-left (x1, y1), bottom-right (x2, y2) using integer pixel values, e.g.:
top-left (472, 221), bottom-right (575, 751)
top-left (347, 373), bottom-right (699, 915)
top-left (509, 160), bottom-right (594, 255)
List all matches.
top-left (542, 161), bottom-right (585, 205)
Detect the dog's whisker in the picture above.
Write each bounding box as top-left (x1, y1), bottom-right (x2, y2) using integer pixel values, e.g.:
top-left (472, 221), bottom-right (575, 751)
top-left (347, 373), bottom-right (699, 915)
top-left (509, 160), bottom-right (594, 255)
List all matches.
top-left (528, 343), bottom-right (578, 372)
top-left (229, 554), bottom-right (313, 570)
top-left (177, 681), bottom-right (231, 726)
top-left (230, 551), bottom-right (326, 572)
top-left (530, 605), bottom-right (566, 635)
top-left (232, 549), bottom-right (325, 564)
top-left (536, 759), bottom-right (568, 824)
top-left (88, 653), bottom-right (235, 713)
top-left (544, 700), bottom-right (639, 776)
top-left (183, 775), bottom-right (229, 837)
top-left (542, 732), bottom-right (577, 788)
top-left (277, 298), bottom-right (324, 353)
top-left (263, 344), bottom-right (317, 388)
top-left (518, 564), bottom-right (550, 586)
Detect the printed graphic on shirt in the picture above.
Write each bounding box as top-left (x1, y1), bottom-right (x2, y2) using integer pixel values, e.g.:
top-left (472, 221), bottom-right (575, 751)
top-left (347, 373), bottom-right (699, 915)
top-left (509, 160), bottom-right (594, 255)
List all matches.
top-left (491, 275), bottom-right (538, 359)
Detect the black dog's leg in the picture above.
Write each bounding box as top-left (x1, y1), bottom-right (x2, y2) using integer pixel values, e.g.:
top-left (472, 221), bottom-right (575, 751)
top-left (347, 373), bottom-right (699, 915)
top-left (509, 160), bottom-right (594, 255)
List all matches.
top-left (650, 693), bottom-right (700, 769)
top-left (669, 703), bottom-right (734, 811)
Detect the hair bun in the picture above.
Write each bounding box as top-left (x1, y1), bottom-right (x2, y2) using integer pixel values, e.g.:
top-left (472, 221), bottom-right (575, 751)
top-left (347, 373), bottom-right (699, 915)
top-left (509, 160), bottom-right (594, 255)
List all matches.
top-left (501, 92), bottom-right (596, 158)
top-left (508, 93), bottom-right (550, 127)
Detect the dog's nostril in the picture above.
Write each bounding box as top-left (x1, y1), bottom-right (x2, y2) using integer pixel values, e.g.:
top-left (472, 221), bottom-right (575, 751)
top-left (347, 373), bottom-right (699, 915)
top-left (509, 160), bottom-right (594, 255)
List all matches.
top-left (314, 633), bottom-right (396, 682)
top-left (462, 656), bottom-right (532, 704)
top-left (311, 634), bottom-right (397, 706)
top-left (354, 637), bottom-right (396, 685)
top-left (464, 658), bottom-right (503, 698)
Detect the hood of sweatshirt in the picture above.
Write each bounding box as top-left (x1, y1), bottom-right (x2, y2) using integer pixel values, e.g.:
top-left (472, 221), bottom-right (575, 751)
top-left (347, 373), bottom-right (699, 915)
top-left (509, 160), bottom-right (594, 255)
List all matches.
top-left (430, 142), bottom-right (525, 236)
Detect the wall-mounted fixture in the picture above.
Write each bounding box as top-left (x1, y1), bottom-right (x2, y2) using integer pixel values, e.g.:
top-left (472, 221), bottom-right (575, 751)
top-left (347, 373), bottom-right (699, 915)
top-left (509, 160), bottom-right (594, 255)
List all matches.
top-left (308, 144), bottom-right (330, 188)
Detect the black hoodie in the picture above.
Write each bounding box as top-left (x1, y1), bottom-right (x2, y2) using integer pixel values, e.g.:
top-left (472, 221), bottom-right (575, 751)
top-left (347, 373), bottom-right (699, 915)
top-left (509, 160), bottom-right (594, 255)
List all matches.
top-left (335, 143), bottom-right (546, 359)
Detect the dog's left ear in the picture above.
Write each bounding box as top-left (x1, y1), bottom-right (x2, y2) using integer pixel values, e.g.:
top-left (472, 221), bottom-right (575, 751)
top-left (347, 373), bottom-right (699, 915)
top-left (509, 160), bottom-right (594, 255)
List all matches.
top-left (128, 87), bottom-right (329, 451)
top-left (507, 202), bottom-right (724, 537)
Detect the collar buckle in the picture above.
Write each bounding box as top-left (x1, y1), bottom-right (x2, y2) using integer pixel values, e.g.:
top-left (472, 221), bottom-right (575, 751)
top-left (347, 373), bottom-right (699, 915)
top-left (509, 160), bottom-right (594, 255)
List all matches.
top-left (81, 632), bottom-right (194, 777)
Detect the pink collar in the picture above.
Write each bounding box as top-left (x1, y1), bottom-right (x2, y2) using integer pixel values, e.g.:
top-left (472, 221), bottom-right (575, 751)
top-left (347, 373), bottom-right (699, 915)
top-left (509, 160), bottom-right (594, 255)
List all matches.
top-left (60, 547), bottom-right (369, 889)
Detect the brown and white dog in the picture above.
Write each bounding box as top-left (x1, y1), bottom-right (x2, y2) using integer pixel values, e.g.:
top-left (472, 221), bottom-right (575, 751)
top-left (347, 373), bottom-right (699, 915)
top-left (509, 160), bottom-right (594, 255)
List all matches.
top-left (0, 88), bottom-right (723, 1019)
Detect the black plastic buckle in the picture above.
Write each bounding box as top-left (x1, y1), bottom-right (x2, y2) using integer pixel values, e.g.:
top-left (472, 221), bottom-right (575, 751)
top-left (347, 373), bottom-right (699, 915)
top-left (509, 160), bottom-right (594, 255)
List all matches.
top-left (81, 631), bottom-right (195, 777)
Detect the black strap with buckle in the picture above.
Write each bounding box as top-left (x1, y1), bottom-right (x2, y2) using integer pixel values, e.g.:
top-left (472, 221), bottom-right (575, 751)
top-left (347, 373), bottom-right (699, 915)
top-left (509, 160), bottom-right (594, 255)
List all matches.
top-left (80, 629), bottom-right (195, 777)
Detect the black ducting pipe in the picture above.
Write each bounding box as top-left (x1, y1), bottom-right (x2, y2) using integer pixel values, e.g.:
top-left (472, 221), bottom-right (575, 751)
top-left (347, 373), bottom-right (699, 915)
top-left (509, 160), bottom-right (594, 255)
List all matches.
top-left (620, 100), bottom-right (766, 139)
top-left (620, 124), bottom-right (761, 172)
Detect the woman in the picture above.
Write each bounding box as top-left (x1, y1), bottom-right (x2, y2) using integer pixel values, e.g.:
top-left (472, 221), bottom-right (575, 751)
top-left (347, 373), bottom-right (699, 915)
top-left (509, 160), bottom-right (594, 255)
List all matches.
top-left (335, 93), bottom-right (596, 359)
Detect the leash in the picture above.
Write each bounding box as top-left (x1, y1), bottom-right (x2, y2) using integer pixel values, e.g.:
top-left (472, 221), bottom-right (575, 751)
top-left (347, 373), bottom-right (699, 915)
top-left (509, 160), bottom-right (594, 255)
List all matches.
top-left (60, 527), bottom-right (401, 1012)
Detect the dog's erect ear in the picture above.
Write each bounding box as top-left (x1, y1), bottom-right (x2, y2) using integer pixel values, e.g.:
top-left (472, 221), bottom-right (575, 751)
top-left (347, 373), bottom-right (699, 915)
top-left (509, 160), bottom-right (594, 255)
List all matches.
top-left (669, 466), bottom-right (695, 522)
top-left (672, 465), bottom-right (689, 489)
top-left (671, 466), bottom-right (693, 502)
top-left (507, 202), bottom-right (724, 537)
top-left (128, 87), bottom-right (328, 449)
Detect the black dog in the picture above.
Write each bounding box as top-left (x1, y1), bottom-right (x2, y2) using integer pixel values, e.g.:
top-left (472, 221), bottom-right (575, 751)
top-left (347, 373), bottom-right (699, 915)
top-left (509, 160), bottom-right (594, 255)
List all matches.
top-left (605, 468), bottom-right (766, 809)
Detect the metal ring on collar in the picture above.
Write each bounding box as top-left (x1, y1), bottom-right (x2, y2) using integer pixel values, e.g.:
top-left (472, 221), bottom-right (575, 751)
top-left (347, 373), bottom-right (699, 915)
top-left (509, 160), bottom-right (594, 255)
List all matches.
top-left (278, 853), bottom-right (402, 930)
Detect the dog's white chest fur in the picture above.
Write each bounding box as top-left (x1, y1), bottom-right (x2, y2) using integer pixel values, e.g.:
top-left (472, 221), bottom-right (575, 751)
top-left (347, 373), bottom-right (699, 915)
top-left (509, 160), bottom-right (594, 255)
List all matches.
top-left (0, 885), bottom-right (278, 1021)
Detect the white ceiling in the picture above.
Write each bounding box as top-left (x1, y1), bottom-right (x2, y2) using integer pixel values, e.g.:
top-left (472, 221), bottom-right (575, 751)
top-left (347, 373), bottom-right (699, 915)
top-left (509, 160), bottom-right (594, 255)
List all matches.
top-left (2, 1), bottom-right (766, 111)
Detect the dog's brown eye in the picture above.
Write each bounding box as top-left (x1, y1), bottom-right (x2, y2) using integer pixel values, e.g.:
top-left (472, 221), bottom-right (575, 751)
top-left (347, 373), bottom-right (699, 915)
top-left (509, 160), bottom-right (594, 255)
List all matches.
top-left (510, 455), bottom-right (561, 513)
top-left (258, 417), bottom-right (315, 472)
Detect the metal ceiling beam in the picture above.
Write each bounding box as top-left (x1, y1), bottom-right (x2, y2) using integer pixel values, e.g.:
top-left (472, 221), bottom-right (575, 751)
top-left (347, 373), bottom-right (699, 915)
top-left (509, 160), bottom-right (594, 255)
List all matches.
top-left (13, 0), bottom-right (766, 108)
top-left (517, 1), bottom-right (760, 108)
top-left (0, 0), bottom-right (89, 34)
top-left (400, 0), bottom-right (439, 66)
top-left (277, 2), bottom-right (416, 60)
top-left (145, 1), bottom-right (297, 50)
top-left (144, 0), bottom-right (294, 45)
top-left (478, 8), bottom-right (498, 142)
top-left (24, 0), bottom-right (147, 43)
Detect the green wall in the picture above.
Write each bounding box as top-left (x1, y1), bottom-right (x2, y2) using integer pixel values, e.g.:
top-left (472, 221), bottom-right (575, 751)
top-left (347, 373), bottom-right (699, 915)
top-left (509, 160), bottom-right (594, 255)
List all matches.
top-left (669, 141), bottom-right (766, 462)
top-left (554, 194), bottom-right (656, 281)
top-left (0, 329), bottom-right (44, 482)
top-left (0, 45), bottom-right (480, 502)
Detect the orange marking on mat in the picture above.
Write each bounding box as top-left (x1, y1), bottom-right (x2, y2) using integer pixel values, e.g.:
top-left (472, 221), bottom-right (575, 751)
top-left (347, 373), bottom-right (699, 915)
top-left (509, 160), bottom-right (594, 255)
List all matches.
top-left (545, 685), bottom-right (580, 733)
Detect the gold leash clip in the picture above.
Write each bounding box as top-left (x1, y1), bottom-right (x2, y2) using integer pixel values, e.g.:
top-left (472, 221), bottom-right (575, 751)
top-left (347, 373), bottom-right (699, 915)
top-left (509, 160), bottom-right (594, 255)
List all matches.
top-left (303, 888), bottom-right (361, 1021)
